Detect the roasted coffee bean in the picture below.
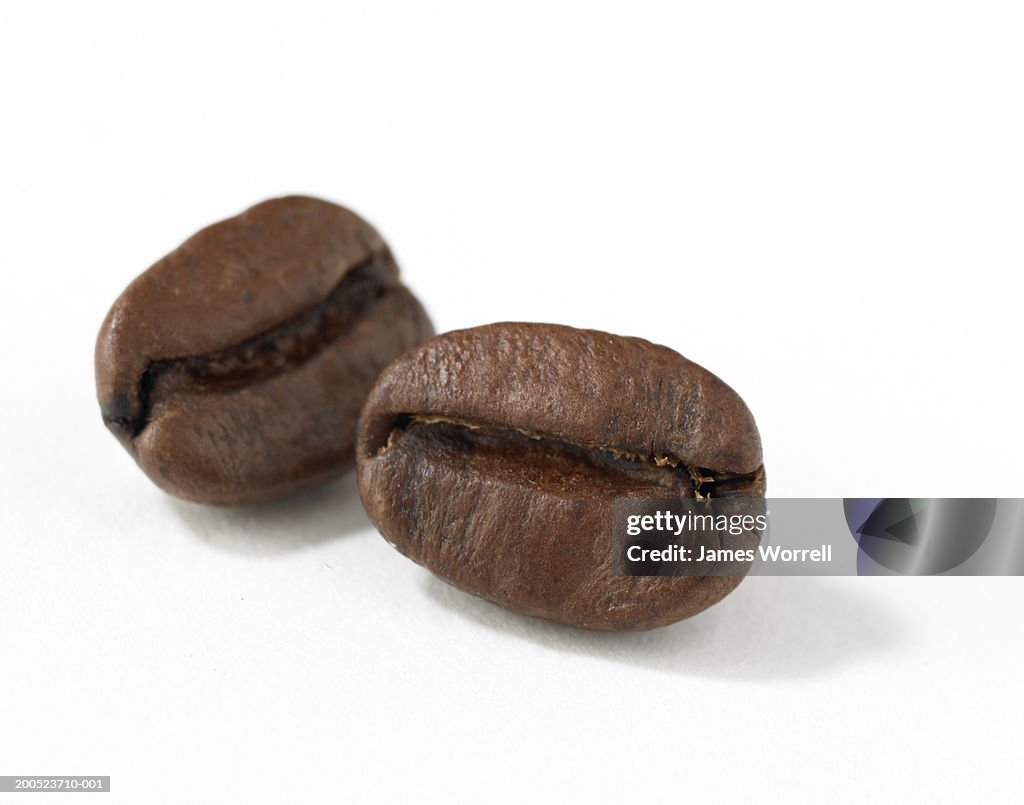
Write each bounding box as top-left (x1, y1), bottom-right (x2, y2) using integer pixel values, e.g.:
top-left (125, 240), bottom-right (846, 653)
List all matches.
top-left (96, 196), bottom-right (433, 505)
top-left (356, 323), bottom-right (765, 631)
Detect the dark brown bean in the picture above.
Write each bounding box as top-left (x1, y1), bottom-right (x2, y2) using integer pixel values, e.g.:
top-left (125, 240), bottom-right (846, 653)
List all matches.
top-left (96, 196), bottom-right (433, 505)
top-left (356, 322), bottom-right (765, 631)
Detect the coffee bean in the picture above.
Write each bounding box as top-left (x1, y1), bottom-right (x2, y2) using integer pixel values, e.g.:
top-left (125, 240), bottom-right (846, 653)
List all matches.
top-left (96, 196), bottom-right (433, 505)
top-left (356, 323), bottom-right (765, 631)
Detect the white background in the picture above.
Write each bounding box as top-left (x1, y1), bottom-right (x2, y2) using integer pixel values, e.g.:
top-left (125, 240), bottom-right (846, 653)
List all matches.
top-left (2, 1), bottom-right (1022, 802)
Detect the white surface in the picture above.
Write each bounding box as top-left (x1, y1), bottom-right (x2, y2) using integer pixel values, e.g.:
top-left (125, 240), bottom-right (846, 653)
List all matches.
top-left (1, 2), bottom-right (1022, 802)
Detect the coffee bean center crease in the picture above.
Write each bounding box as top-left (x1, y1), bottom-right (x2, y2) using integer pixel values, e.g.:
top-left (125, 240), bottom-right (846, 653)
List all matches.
top-left (379, 414), bottom-right (762, 499)
top-left (108, 252), bottom-right (395, 439)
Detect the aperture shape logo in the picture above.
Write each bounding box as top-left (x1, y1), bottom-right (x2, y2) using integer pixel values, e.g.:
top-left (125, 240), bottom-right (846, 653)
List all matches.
top-left (843, 498), bottom-right (996, 575)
